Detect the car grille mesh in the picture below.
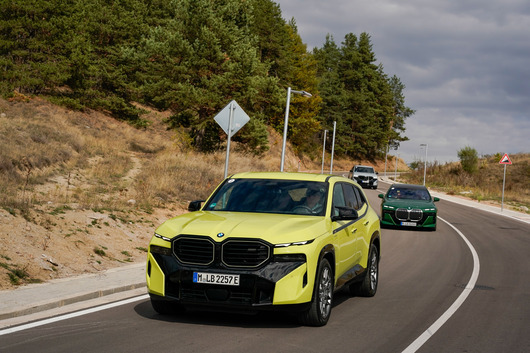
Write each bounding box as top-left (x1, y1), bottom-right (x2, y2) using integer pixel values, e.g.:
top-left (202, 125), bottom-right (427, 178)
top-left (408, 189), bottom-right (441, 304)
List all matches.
top-left (222, 240), bottom-right (270, 268)
top-left (173, 236), bottom-right (271, 268)
top-left (173, 237), bottom-right (214, 265)
top-left (409, 209), bottom-right (423, 221)
top-left (396, 208), bottom-right (423, 221)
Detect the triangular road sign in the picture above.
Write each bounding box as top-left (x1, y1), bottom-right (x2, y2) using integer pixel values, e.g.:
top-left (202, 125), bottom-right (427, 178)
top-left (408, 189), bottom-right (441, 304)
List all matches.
top-left (499, 153), bottom-right (512, 165)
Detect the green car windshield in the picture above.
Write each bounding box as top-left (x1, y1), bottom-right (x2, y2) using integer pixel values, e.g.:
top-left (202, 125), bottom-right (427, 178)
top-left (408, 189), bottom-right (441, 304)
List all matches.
top-left (204, 179), bottom-right (328, 216)
top-left (387, 187), bottom-right (431, 201)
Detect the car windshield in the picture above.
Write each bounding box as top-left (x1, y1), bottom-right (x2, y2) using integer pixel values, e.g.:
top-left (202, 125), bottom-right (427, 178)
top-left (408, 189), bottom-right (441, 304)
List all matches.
top-left (355, 167), bottom-right (374, 173)
top-left (204, 179), bottom-right (328, 216)
top-left (387, 187), bottom-right (431, 201)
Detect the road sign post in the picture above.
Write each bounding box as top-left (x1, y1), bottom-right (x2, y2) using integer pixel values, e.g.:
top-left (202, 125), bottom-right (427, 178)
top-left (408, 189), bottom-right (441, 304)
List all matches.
top-left (214, 100), bottom-right (250, 178)
top-left (499, 153), bottom-right (512, 212)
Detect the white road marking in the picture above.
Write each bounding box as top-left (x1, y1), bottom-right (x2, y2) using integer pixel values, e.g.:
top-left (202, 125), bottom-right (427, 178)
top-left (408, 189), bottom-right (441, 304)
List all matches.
top-left (401, 217), bottom-right (480, 353)
top-left (0, 294), bottom-right (149, 336)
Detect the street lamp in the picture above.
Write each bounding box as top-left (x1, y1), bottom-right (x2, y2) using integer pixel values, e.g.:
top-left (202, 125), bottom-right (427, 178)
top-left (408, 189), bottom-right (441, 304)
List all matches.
top-left (420, 143), bottom-right (428, 185)
top-left (394, 153), bottom-right (399, 181)
top-left (321, 130), bottom-right (327, 174)
top-left (330, 121), bottom-right (336, 174)
top-left (280, 87), bottom-right (312, 172)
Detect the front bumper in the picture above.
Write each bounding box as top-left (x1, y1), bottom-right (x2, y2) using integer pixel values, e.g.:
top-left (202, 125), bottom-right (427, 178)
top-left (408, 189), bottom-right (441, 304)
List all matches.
top-left (380, 210), bottom-right (437, 228)
top-left (146, 250), bottom-right (313, 312)
top-left (354, 176), bottom-right (378, 188)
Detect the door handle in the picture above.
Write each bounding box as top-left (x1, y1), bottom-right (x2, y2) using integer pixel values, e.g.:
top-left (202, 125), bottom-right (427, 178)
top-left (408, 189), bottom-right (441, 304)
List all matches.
top-left (363, 220), bottom-right (369, 226)
top-left (351, 228), bottom-right (357, 234)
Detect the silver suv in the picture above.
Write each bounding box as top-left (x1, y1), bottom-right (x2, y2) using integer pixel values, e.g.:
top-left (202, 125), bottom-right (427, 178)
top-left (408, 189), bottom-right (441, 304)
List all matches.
top-left (349, 165), bottom-right (378, 189)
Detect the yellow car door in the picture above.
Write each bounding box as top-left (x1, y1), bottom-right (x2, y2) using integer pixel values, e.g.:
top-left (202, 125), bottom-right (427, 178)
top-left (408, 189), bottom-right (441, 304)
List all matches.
top-left (331, 182), bottom-right (362, 285)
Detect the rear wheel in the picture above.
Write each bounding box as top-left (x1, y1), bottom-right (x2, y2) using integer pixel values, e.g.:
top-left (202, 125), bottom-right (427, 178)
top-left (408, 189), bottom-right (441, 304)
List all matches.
top-left (349, 244), bottom-right (379, 297)
top-left (299, 258), bottom-right (333, 326)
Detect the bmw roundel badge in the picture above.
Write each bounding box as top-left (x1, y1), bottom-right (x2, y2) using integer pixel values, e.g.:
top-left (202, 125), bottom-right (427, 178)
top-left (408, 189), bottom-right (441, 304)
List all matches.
top-left (217, 232), bottom-right (225, 238)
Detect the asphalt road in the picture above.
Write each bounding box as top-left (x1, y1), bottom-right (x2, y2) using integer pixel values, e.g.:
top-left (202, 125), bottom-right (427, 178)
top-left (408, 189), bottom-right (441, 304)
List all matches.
top-left (1, 182), bottom-right (528, 353)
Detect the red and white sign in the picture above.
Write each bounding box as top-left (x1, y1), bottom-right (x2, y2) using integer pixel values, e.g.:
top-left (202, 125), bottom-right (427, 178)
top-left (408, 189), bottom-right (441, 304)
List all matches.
top-left (499, 153), bottom-right (512, 165)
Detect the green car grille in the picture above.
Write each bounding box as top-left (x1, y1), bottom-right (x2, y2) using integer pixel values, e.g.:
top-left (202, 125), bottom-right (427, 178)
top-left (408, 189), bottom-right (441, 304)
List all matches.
top-left (396, 208), bottom-right (423, 221)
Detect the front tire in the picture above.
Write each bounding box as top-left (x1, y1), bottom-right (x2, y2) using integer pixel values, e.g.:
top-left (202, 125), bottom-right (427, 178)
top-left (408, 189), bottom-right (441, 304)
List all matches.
top-left (299, 258), bottom-right (333, 326)
top-left (350, 244), bottom-right (379, 297)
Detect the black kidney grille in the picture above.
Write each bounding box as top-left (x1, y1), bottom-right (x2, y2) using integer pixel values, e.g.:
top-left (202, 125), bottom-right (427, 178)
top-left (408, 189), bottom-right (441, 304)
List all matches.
top-left (396, 208), bottom-right (409, 220)
top-left (396, 208), bottom-right (423, 221)
top-left (173, 237), bottom-right (214, 265)
top-left (409, 209), bottom-right (423, 221)
top-left (222, 240), bottom-right (271, 268)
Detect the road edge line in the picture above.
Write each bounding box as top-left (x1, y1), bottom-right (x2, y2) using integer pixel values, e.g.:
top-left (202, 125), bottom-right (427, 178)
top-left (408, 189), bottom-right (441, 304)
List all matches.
top-left (0, 294), bottom-right (149, 336)
top-left (401, 217), bottom-right (480, 353)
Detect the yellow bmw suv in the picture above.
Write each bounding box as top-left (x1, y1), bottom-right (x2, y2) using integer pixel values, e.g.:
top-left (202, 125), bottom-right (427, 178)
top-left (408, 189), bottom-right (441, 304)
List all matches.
top-left (146, 172), bottom-right (381, 326)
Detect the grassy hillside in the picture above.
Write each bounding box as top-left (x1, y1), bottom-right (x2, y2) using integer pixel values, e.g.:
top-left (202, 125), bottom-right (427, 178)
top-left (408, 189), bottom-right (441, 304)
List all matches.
top-left (402, 155), bottom-right (530, 212)
top-left (0, 98), bottom-right (392, 289)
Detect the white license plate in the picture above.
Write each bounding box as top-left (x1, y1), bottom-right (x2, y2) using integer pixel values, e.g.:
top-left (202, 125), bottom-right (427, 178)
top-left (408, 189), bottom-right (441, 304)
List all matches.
top-left (193, 272), bottom-right (240, 286)
top-left (401, 222), bottom-right (417, 226)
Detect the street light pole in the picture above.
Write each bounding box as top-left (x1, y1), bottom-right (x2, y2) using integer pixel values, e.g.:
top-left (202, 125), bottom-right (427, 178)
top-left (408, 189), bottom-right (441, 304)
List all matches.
top-left (330, 121), bottom-right (336, 174)
top-left (321, 130), bottom-right (327, 174)
top-left (394, 153), bottom-right (399, 181)
top-left (384, 144), bottom-right (389, 177)
top-left (420, 143), bottom-right (428, 185)
top-left (280, 87), bottom-right (312, 172)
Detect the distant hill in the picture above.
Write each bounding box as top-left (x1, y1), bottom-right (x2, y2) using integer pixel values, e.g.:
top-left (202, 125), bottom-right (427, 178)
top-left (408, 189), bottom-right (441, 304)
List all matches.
top-left (401, 153), bottom-right (530, 213)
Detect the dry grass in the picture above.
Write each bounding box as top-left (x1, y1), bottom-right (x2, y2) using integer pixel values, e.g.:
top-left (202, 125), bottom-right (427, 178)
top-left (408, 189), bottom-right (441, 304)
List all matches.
top-left (402, 154), bottom-right (530, 212)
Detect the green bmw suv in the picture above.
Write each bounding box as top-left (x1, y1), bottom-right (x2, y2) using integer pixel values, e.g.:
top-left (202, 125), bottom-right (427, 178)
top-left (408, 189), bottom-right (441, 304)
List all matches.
top-left (379, 183), bottom-right (439, 230)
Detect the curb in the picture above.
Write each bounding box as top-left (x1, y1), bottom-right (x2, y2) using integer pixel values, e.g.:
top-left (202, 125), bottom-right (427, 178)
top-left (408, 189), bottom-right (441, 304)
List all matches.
top-left (0, 282), bottom-right (146, 321)
top-left (0, 262), bottom-right (147, 321)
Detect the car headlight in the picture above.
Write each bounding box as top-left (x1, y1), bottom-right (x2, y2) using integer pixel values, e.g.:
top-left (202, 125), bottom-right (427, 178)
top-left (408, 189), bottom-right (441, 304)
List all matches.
top-left (154, 233), bottom-right (171, 242)
top-left (150, 244), bottom-right (172, 256)
top-left (275, 240), bottom-right (314, 248)
top-left (383, 205), bottom-right (395, 210)
top-left (273, 253), bottom-right (307, 262)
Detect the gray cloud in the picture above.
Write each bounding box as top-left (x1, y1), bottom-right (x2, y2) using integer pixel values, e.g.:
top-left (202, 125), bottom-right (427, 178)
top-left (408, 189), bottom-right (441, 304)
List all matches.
top-left (276, 0), bottom-right (530, 163)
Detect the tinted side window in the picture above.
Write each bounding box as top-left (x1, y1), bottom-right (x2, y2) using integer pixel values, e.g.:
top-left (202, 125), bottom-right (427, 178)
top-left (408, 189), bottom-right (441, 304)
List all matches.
top-left (332, 184), bottom-right (346, 217)
top-left (342, 184), bottom-right (358, 210)
top-left (353, 186), bottom-right (366, 210)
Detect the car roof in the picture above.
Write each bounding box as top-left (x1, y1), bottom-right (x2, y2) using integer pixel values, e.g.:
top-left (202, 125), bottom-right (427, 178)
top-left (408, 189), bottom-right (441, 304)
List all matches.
top-left (228, 171), bottom-right (348, 183)
top-left (390, 183), bottom-right (428, 190)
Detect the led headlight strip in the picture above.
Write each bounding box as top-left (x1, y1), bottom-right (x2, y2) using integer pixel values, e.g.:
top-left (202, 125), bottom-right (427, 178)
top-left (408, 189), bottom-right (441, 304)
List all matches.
top-left (275, 239), bottom-right (314, 248)
top-left (154, 233), bottom-right (171, 242)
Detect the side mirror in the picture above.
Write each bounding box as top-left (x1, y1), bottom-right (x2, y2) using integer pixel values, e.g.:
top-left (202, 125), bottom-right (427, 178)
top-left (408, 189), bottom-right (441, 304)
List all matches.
top-left (375, 171), bottom-right (379, 174)
top-left (331, 206), bottom-right (358, 221)
top-left (378, 194), bottom-right (385, 199)
top-left (433, 197), bottom-right (440, 202)
top-left (188, 200), bottom-right (204, 211)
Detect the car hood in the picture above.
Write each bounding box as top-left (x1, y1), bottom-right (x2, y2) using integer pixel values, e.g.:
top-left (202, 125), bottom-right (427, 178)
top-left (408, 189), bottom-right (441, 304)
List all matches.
top-left (383, 198), bottom-right (436, 209)
top-left (155, 211), bottom-right (329, 244)
top-left (354, 172), bottom-right (377, 177)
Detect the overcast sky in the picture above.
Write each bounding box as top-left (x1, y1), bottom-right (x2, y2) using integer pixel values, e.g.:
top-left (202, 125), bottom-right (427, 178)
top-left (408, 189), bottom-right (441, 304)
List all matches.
top-left (276, 0), bottom-right (530, 164)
